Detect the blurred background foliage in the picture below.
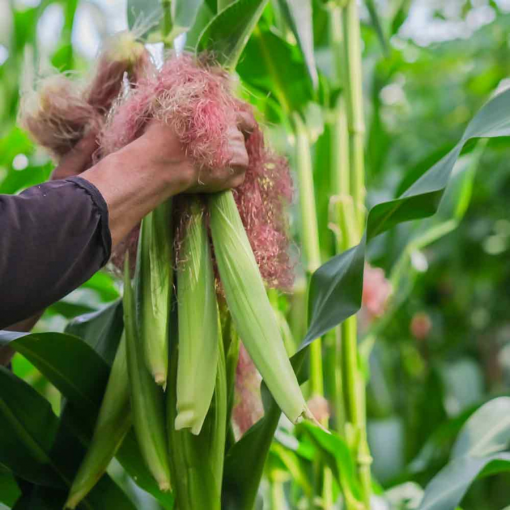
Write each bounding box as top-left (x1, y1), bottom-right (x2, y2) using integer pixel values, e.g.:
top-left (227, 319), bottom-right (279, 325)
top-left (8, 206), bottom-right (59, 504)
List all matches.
top-left (2, 0), bottom-right (510, 508)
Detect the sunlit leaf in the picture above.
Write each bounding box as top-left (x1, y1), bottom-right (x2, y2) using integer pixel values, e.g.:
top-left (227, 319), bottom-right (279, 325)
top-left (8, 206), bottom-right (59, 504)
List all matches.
top-left (452, 397), bottom-right (510, 459)
top-left (418, 453), bottom-right (510, 510)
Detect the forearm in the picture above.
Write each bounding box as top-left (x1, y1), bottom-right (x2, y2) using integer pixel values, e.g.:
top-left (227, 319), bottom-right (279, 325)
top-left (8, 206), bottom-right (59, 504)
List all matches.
top-left (81, 129), bottom-right (193, 248)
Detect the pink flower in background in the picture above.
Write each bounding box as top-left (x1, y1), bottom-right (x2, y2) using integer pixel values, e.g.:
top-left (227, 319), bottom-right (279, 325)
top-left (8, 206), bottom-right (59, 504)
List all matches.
top-left (360, 264), bottom-right (392, 329)
top-left (410, 312), bottom-right (432, 340)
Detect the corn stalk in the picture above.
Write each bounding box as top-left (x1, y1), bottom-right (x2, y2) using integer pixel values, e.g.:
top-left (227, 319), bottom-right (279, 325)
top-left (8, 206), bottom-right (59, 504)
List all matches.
top-left (329, 1), bottom-right (372, 507)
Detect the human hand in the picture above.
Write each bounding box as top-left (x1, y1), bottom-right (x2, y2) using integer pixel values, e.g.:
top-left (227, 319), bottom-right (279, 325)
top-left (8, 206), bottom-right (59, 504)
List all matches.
top-left (138, 111), bottom-right (255, 195)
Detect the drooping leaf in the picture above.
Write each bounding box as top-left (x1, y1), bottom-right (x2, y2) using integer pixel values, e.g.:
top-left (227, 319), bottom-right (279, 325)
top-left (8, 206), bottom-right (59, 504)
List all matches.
top-left (0, 368), bottom-right (135, 509)
top-left (0, 367), bottom-right (61, 488)
top-left (196, 0), bottom-right (269, 70)
top-left (418, 453), bottom-right (510, 510)
top-left (0, 329), bottom-right (173, 509)
top-left (275, 0), bottom-right (318, 87)
top-left (0, 331), bottom-right (109, 423)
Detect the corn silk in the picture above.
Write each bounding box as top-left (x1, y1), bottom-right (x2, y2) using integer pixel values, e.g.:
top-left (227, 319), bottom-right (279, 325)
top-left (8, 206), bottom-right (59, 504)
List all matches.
top-left (100, 54), bottom-right (294, 290)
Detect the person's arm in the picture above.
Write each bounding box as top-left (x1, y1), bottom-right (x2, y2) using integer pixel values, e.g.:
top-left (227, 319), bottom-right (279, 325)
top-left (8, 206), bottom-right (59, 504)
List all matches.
top-left (0, 116), bottom-right (252, 333)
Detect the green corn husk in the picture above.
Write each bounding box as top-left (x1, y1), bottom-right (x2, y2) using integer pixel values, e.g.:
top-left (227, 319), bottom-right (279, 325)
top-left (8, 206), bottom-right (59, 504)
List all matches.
top-left (137, 200), bottom-right (173, 386)
top-left (65, 335), bottom-right (131, 509)
top-left (168, 308), bottom-right (227, 510)
top-left (175, 197), bottom-right (219, 435)
top-left (208, 191), bottom-right (309, 424)
top-left (123, 254), bottom-right (171, 491)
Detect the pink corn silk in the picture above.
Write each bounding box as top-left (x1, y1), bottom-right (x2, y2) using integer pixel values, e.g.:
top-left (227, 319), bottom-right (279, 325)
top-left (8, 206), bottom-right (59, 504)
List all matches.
top-left (101, 55), bottom-right (294, 290)
top-left (232, 344), bottom-right (264, 438)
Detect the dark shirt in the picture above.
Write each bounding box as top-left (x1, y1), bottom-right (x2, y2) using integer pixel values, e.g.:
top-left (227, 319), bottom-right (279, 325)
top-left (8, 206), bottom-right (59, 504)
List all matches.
top-left (0, 177), bottom-right (111, 329)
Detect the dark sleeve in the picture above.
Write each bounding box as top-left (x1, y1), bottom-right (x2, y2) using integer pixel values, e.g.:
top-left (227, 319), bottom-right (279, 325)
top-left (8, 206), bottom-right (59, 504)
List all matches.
top-left (0, 176), bottom-right (112, 329)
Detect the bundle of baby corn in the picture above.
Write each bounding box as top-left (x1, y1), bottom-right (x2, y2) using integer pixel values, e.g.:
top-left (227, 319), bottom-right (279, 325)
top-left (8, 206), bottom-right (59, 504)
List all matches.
top-left (20, 33), bottom-right (312, 509)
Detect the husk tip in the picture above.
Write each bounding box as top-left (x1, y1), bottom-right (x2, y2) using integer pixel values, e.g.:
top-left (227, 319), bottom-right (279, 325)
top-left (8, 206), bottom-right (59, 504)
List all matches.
top-left (158, 480), bottom-right (171, 492)
top-left (154, 373), bottom-right (167, 388)
top-left (303, 406), bottom-right (331, 434)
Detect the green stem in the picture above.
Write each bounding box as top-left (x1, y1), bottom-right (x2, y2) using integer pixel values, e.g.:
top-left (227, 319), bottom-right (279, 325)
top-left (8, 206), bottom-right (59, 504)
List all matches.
top-left (329, 3), bottom-right (372, 508)
top-left (160, 0), bottom-right (172, 46)
top-left (292, 112), bottom-right (323, 398)
top-left (292, 113), bottom-right (321, 274)
top-left (342, 0), bottom-right (366, 232)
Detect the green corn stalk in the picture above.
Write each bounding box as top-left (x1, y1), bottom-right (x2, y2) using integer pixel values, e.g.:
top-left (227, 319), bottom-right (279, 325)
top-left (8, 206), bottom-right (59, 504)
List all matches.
top-left (175, 197), bottom-right (219, 435)
top-left (124, 254), bottom-right (171, 492)
top-left (208, 191), bottom-right (310, 425)
top-left (137, 200), bottom-right (173, 387)
top-left (167, 307), bottom-right (228, 510)
top-left (65, 335), bottom-right (130, 509)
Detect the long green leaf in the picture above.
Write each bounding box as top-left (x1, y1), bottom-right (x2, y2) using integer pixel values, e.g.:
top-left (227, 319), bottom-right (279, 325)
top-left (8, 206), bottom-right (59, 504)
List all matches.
top-left (303, 88), bottom-right (510, 346)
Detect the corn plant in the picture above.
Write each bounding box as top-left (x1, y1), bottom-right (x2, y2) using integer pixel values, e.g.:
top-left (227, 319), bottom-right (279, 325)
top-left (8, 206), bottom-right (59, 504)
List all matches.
top-left (2, 1), bottom-right (510, 509)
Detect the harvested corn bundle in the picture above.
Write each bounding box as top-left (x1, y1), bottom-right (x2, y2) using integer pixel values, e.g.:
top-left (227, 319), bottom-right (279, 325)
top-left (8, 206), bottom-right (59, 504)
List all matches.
top-left (100, 53), bottom-right (309, 425)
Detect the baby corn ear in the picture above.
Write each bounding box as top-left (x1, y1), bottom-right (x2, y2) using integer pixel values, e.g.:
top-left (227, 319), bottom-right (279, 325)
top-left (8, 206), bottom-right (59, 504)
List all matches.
top-left (137, 200), bottom-right (173, 387)
top-left (124, 255), bottom-right (172, 492)
top-left (208, 191), bottom-right (308, 424)
top-left (65, 335), bottom-right (131, 509)
top-left (175, 198), bottom-right (219, 435)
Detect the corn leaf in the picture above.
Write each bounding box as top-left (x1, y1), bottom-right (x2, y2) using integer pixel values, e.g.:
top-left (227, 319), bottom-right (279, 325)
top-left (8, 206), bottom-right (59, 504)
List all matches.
top-left (0, 367), bottom-right (135, 509)
top-left (0, 318), bottom-right (174, 509)
top-left (418, 453), bottom-right (510, 510)
top-left (303, 87), bottom-right (510, 347)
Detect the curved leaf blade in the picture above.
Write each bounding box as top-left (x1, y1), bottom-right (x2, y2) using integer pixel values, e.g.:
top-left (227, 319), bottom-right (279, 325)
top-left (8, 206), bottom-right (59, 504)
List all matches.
top-left (452, 397), bottom-right (510, 459)
top-left (302, 88), bottom-right (510, 347)
top-left (418, 453), bottom-right (510, 510)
